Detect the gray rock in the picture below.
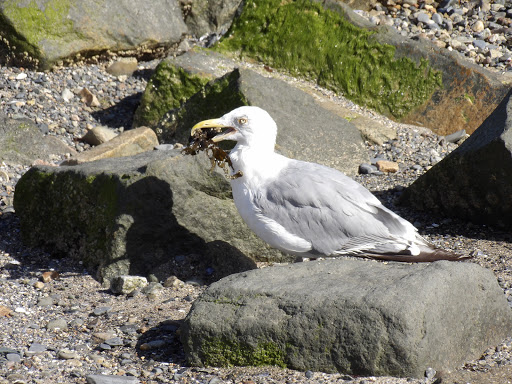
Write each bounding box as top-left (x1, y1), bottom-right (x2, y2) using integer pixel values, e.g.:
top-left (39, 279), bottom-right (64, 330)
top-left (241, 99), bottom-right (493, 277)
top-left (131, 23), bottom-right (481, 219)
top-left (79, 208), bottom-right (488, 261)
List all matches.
top-left (13, 150), bottom-right (275, 284)
top-left (37, 297), bottom-right (55, 307)
top-left (183, 0), bottom-right (243, 37)
top-left (444, 128), bottom-right (466, 143)
top-left (181, 259), bottom-right (512, 377)
top-left (417, 12), bottom-right (431, 24)
top-left (358, 163), bottom-right (378, 174)
top-left (92, 307), bottom-right (112, 316)
top-left (432, 13), bottom-right (444, 25)
top-left (0, 0), bottom-right (187, 69)
top-left (6, 353), bottom-right (21, 363)
top-left (401, 89), bottom-right (512, 227)
top-left (161, 65), bottom-right (368, 176)
top-left (105, 337), bottom-right (124, 347)
top-left (86, 374), bottom-right (139, 384)
top-left (26, 343), bottom-right (46, 355)
top-left (0, 113), bottom-right (76, 165)
top-left (46, 318), bottom-right (68, 331)
top-left (110, 276), bottom-right (148, 295)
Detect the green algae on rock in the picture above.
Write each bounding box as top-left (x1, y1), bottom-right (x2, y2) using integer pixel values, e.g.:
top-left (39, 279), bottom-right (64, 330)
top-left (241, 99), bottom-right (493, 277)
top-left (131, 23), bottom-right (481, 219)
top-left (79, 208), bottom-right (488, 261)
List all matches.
top-left (0, 0), bottom-right (188, 69)
top-left (216, 0), bottom-right (442, 119)
top-left (132, 61), bottom-right (210, 130)
top-left (156, 69), bottom-right (249, 144)
top-left (198, 338), bottom-right (287, 368)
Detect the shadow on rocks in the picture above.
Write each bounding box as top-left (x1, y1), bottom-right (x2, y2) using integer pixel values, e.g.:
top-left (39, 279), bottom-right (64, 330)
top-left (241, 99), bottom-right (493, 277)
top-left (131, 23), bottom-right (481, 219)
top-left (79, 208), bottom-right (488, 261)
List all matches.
top-left (135, 319), bottom-right (187, 366)
top-left (132, 67), bottom-right (155, 82)
top-left (91, 93), bottom-right (142, 129)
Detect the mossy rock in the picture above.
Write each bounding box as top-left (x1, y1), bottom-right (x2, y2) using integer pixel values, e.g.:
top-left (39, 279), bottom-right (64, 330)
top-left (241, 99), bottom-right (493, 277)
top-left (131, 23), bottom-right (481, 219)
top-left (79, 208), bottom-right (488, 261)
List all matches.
top-left (182, 259), bottom-right (512, 376)
top-left (0, 0), bottom-right (188, 69)
top-left (132, 61), bottom-right (210, 130)
top-left (215, 0), bottom-right (442, 120)
top-left (13, 150), bottom-right (285, 284)
top-left (156, 65), bottom-right (369, 176)
top-left (132, 50), bottom-right (240, 132)
top-left (211, 0), bottom-right (509, 135)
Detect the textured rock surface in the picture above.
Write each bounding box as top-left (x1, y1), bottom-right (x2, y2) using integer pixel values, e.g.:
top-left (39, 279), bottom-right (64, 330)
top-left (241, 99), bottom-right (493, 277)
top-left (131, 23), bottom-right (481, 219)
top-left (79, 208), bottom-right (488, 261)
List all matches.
top-left (132, 50), bottom-right (240, 130)
top-left (331, 2), bottom-right (511, 135)
top-left (0, 0), bottom-right (187, 69)
top-left (401, 89), bottom-right (512, 227)
top-left (182, 259), bottom-right (512, 377)
top-left (0, 114), bottom-right (75, 165)
top-left (13, 149), bottom-right (282, 283)
top-left (146, 51), bottom-right (368, 176)
top-left (183, 0), bottom-right (243, 37)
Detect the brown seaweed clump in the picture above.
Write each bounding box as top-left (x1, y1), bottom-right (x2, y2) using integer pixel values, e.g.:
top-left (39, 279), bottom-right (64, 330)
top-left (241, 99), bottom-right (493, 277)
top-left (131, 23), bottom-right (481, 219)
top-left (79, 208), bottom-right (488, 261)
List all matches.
top-left (182, 128), bottom-right (243, 179)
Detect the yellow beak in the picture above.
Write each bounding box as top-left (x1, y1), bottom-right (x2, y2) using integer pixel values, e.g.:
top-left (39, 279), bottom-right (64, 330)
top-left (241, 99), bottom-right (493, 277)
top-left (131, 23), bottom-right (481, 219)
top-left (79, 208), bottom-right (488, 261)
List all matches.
top-left (191, 118), bottom-right (236, 142)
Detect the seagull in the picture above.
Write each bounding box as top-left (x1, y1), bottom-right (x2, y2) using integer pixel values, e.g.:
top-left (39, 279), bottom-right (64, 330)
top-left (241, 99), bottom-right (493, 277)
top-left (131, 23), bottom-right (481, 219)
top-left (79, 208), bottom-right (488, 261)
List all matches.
top-left (191, 106), bottom-right (465, 262)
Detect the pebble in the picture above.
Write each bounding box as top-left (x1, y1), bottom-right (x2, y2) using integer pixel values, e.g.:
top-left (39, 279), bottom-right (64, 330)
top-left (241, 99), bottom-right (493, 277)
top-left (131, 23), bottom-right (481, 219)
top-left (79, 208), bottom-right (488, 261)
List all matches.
top-left (26, 343), bottom-right (47, 355)
top-left (86, 374), bottom-right (140, 384)
top-left (357, 0), bottom-right (512, 71)
top-left (58, 349), bottom-right (79, 360)
top-left (46, 318), bottom-right (68, 331)
top-left (92, 306), bottom-right (112, 316)
top-left (6, 353), bottom-right (21, 363)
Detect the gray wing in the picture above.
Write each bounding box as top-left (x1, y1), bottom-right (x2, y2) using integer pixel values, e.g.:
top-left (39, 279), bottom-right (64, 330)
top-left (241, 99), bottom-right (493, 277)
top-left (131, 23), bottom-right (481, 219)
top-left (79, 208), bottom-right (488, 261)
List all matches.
top-left (251, 160), bottom-right (420, 256)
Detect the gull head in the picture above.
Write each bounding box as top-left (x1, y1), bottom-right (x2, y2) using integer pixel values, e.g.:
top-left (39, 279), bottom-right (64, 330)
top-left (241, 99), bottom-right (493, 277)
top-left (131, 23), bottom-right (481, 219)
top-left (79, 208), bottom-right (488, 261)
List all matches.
top-left (191, 106), bottom-right (277, 149)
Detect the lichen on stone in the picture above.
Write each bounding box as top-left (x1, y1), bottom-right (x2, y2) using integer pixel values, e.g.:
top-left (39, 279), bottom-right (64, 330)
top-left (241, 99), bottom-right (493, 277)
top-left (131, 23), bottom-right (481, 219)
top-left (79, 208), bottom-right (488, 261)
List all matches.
top-left (157, 68), bottom-right (248, 144)
top-left (200, 337), bottom-right (287, 368)
top-left (0, 0), bottom-right (76, 67)
top-left (132, 60), bottom-right (210, 130)
top-left (215, 0), bottom-right (442, 119)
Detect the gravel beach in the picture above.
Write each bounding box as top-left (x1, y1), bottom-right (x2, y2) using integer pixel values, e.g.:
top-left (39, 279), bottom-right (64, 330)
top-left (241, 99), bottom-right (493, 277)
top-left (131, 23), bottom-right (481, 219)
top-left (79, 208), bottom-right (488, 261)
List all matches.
top-left (2, 2), bottom-right (512, 381)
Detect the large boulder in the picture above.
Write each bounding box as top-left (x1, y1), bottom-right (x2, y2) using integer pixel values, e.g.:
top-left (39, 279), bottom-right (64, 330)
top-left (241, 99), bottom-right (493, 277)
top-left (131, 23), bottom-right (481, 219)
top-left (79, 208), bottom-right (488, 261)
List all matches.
top-left (13, 149), bottom-right (286, 284)
top-left (136, 50), bottom-right (369, 176)
top-left (400, 89), bottom-right (512, 228)
top-left (0, 0), bottom-right (188, 69)
top-left (0, 114), bottom-right (75, 165)
top-left (181, 259), bottom-right (512, 377)
top-left (214, 0), bottom-right (510, 135)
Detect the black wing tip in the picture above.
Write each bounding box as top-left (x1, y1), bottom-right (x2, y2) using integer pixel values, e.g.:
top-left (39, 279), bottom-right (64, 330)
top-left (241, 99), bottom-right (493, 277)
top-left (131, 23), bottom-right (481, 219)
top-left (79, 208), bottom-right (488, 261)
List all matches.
top-left (360, 249), bottom-right (471, 263)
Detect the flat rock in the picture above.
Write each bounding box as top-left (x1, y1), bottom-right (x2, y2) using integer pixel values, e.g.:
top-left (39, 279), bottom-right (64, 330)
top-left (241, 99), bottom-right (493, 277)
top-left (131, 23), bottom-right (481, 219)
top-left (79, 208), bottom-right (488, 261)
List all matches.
top-left (181, 259), bottom-right (512, 377)
top-left (0, 0), bottom-right (187, 69)
top-left (86, 374), bottom-right (139, 384)
top-left (80, 126), bottom-right (118, 146)
top-left (14, 149), bottom-right (276, 284)
top-left (0, 114), bottom-right (76, 165)
top-left (401, 89), bottom-right (512, 227)
top-left (62, 127), bottom-right (158, 165)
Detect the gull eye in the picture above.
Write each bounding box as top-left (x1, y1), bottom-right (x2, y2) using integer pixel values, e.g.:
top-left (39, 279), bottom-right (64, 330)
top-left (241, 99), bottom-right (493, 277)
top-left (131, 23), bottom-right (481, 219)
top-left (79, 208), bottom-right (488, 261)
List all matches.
top-left (238, 117), bottom-right (248, 125)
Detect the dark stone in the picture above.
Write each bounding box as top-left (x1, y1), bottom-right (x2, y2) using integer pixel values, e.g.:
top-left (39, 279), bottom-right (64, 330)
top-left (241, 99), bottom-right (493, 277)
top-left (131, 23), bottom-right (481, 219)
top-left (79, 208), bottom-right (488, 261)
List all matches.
top-left (13, 150), bottom-right (276, 284)
top-left (401, 89), bottom-right (512, 227)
